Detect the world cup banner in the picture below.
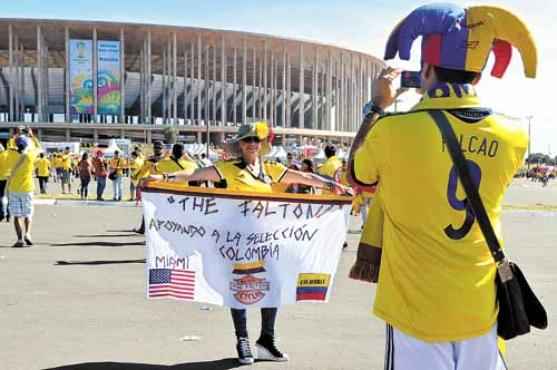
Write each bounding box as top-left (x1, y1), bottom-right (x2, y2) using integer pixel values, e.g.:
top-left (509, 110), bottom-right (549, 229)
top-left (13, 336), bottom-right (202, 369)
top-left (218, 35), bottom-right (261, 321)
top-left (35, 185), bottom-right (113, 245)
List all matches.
top-left (142, 183), bottom-right (351, 309)
top-left (97, 40), bottom-right (121, 115)
top-left (69, 39), bottom-right (93, 114)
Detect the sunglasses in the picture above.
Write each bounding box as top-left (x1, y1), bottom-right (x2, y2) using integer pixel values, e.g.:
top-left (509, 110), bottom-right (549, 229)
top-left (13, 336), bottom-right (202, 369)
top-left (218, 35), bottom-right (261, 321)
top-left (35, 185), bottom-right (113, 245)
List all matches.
top-left (240, 137), bottom-right (261, 144)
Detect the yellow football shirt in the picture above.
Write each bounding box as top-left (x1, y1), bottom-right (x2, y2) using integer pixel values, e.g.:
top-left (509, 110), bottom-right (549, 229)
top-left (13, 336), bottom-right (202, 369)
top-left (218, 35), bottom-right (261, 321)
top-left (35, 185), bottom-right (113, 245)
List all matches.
top-left (213, 159), bottom-right (287, 193)
top-left (156, 157), bottom-right (198, 175)
top-left (317, 155), bottom-right (342, 178)
top-left (109, 158), bottom-right (124, 176)
top-left (7, 150), bottom-right (39, 193)
top-left (359, 195), bottom-right (383, 248)
top-left (61, 154), bottom-right (72, 170)
top-left (352, 84), bottom-right (527, 342)
top-left (35, 158), bottom-right (51, 177)
top-left (0, 149), bottom-right (11, 180)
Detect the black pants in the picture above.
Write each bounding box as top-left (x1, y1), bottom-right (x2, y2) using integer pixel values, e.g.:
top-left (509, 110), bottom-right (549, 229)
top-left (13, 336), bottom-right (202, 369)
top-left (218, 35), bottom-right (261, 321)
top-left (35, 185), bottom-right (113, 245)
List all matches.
top-left (38, 176), bottom-right (49, 194)
top-left (80, 176), bottom-right (91, 198)
top-left (230, 307), bottom-right (278, 339)
top-left (0, 179), bottom-right (8, 219)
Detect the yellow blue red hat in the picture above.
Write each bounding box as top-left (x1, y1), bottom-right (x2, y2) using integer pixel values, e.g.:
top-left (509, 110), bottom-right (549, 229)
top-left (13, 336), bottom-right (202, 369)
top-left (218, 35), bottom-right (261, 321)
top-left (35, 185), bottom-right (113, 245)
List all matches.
top-left (384, 3), bottom-right (537, 78)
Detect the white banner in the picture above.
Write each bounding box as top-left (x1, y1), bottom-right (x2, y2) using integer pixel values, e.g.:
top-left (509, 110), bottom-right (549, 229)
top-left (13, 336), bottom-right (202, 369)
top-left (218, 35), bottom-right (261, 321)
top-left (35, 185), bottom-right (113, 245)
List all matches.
top-left (143, 186), bottom-right (350, 309)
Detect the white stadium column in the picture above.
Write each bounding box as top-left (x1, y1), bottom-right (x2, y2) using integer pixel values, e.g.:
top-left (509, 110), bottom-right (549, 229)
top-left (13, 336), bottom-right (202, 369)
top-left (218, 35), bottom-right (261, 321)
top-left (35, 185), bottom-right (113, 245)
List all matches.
top-left (221, 36), bottom-right (226, 126)
top-left (120, 27), bottom-right (126, 123)
top-left (65, 26), bottom-right (70, 122)
top-left (93, 27), bottom-right (98, 122)
top-left (299, 43), bottom-right (304, 128)
top-left (37, 25), bottom-right (43, 122)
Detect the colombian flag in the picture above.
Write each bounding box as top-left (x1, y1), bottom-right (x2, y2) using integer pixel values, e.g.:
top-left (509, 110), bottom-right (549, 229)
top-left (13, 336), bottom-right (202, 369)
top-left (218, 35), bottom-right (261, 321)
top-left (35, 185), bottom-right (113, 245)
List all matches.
top-left (296, 273), bottom-right (330, 301)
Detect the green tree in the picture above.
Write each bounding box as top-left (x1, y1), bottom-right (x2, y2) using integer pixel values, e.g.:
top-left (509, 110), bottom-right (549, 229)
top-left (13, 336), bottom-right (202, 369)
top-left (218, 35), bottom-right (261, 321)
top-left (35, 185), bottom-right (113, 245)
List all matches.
top-left (163, 126), bottom-right (178, 145)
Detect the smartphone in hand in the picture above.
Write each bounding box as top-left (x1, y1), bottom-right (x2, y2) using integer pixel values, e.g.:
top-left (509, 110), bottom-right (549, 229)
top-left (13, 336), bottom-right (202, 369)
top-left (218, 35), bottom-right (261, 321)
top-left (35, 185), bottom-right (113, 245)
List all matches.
top-left (400, 71), bottom-right (421, 88)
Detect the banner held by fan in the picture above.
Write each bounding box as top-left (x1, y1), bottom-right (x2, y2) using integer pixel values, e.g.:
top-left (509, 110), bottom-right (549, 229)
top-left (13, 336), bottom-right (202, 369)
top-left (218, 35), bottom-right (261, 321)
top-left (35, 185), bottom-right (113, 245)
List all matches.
top-left (142, 182), bottom-right (351, 309)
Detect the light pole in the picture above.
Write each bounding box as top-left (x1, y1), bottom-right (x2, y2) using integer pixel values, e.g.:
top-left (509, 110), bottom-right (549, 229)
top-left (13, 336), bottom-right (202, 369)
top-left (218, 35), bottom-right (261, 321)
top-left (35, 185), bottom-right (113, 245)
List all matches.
top-left (526, 115), bottom-right (533, 173)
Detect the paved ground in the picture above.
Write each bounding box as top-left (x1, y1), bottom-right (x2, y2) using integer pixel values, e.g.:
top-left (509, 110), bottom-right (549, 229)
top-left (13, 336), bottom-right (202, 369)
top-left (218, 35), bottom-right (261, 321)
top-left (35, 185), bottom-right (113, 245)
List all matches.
top-left (0, 179), bottom-right (556, 370)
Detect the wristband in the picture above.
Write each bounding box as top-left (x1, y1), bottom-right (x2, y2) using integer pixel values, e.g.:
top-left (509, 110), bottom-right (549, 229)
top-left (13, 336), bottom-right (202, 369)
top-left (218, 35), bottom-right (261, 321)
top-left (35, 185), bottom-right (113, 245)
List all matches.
top-left (362, 101), bottom-right (385, 118)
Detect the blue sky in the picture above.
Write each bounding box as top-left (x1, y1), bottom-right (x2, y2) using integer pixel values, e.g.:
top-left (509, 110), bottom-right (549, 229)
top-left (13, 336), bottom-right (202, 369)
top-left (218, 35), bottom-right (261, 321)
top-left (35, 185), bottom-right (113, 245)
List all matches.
top-left (4, 0), bottom-right (556, 154)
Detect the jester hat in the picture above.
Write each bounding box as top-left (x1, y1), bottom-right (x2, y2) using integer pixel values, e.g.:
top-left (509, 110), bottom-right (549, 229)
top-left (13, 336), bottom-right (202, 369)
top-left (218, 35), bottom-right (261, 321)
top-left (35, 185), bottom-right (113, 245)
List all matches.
top-left (384, 3), bottom-right (537, 78)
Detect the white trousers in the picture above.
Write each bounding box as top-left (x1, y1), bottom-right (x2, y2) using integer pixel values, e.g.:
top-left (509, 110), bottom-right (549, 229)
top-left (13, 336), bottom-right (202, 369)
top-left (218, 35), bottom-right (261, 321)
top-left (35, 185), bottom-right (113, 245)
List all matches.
top-left (385, 325), bottom-right (507, 370)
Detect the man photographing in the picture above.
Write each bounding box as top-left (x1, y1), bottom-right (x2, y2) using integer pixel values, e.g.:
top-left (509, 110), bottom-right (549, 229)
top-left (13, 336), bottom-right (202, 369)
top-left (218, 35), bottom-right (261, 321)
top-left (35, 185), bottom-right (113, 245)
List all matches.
top-left (348, 4), bottom-right (535, 369)
top-left (5, 133), bottom-right (41, 247)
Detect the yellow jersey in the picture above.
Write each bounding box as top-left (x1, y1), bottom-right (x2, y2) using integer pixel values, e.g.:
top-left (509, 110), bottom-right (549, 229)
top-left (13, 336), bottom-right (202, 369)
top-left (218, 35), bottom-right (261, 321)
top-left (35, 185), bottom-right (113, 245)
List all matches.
top-left (53, 156), bottom-right (63, 169)
top-left (129, 157), bottom-right (145, 175)
top-left (317, 155), bottom-right (342, 178)
top-left (6, 149), bottom-right (39, 193)
top-left (0, 150), bottom-right (11, 180)
top-left (61, 154), bottom-right (72, 170)
top-left (109, 157), bottom-right (124, 177)
top-left (352, 83), bottom-right (527, 342)
top-left (156, 157), bottom-right (198, 175)
top-left (213, 158), bottom-right (287, 193)
top-left (131, 156), bottom-right (163, 183)
top-left (359, 195), bottom-right (383, 248)
top-left (35, 158), bottom-right (51, 177)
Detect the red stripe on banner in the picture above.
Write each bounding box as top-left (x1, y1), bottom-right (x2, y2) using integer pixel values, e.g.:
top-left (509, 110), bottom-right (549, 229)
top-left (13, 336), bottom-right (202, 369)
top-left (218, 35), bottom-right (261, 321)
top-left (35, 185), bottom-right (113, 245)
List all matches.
top-left (171, 277), bottom-right (195, 283)
top-left (149, 282), bottom-right (195, 288)
top-left (149, 290), bottom-right (194, 297)
top-left (150, 289), bottom-right (194, 296)
top-left (296, 292), bottom-right (327, 301)
top-left (172, 271), bottom-right (196, 277)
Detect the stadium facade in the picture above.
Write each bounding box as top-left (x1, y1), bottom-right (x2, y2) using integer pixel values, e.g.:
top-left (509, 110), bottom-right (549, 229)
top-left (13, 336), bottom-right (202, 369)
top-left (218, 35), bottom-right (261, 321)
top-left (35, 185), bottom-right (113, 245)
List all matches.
top-left (0, 18), bottom-right (384, 145)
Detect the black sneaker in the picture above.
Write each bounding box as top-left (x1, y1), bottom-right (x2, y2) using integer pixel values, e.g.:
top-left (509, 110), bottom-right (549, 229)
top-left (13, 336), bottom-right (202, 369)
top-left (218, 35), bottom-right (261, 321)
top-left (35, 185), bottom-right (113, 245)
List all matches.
top-left (256, 335), bottom-right (288, 362)
top-left (236, 337), bottom-right (254, 365)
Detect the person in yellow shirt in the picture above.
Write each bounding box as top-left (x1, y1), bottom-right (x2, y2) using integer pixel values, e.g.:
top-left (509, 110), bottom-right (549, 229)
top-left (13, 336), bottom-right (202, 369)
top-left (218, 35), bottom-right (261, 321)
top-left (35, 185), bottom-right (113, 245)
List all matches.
top-left (149, 121), bottom-right (348, 365)
top-left (131, 141), bottom-right (165, 233)
top-left (348, 4), bottom-right (533, 368)
top-left (128, 151), bottom-right (144, 202)
top-left (0, 143), bottom-right (11, 222)
top-left (317, 145), bottom-right (342, 179)
top-left (35, 153), bottom-right (50, 194)
top-left (60, 148), bottom-right (73, 194)
top-left (6, 136), bottom-right (41, 247)
top-left (109, 150), bottom-right (124, 201)
top-left (155, 143), bottom-right (199, 179)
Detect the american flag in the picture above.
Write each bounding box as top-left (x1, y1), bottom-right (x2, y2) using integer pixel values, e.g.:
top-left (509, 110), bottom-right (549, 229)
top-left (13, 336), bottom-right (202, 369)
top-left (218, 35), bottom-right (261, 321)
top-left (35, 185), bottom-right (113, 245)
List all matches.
top-left (148, 268), bottom-right (195, 300)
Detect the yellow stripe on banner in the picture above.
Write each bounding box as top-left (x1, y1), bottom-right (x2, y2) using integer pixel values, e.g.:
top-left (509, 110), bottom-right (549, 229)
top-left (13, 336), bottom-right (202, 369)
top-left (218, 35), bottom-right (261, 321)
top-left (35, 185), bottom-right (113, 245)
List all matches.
top-left (297, 273), bottom-right (331, 288)
top-left (234, 260), bottom-right (265, 271)
top-left (143, 181), bottom-right (353, 204)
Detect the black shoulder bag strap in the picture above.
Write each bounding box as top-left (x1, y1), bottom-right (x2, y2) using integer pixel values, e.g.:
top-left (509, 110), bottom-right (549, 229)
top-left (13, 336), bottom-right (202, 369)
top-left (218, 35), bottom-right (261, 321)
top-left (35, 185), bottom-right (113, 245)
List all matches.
top-left (171, 157), bottom-right (185, 170)
top-left (428, 110), bottom-right (512, 281)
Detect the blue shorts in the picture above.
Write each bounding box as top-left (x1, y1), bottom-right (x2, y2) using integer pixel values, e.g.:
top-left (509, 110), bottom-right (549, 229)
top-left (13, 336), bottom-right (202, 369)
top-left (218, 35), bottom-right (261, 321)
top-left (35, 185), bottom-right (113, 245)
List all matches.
top-left (8, 192), bottom-right (34, 218)
top-left (61, 170), bottom-right (71, 184)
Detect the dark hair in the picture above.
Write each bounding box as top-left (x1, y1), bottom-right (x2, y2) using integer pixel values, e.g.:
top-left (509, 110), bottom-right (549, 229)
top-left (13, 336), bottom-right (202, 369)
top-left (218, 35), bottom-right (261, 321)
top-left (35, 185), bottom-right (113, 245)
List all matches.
top-left (172, 143), bottom-right (184, 159)
top-left (324, 145), bottom-right (336, 158)
top-left (81, 152), bottom-right (88, 161)
top-left (302, 158), bottom-right (314, 172)
top-left (201, 153), bottom-right (206, 159)
top-left (39, 152), bottom-right (44, 158)
top-left (433, 66), bottom-right (480, 84)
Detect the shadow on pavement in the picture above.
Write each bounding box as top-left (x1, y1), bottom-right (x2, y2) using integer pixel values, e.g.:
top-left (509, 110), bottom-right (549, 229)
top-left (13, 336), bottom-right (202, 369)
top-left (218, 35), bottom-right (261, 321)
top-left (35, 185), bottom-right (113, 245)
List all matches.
top-left (44, 358), bottom-right (242, 370)
top-left (106, 229), bottom-right (141, 233)
top-left (55, 259), bottom-right (146, 266)
top-left (74, 233), bottom-right (142, 238)
top-left (49, 241), bottom-right (145, 247)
